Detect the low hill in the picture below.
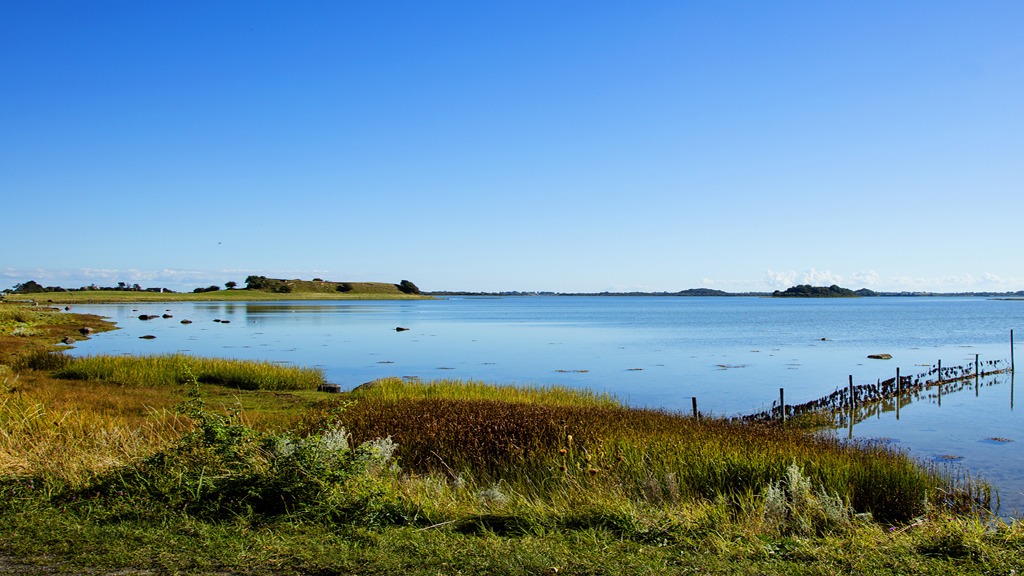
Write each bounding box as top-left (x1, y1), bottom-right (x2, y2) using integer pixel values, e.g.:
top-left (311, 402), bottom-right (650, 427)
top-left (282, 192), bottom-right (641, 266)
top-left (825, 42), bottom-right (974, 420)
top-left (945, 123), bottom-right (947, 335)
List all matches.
top-left (675, 288), bottom-right (731, 296)
top-left (244, 276), bottom-right (421, 295)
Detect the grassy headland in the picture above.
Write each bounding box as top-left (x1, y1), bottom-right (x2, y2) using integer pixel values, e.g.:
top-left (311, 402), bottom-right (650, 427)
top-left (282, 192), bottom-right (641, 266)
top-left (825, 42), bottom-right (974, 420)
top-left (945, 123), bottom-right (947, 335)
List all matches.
top-left (2, 277), bottom-right (432, 304)
top-left (0, 303), bottom-right (1020, 575)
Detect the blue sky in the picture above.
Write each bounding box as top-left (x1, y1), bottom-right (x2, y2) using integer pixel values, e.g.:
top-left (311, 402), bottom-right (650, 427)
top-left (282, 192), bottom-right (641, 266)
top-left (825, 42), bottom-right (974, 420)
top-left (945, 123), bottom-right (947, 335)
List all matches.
top-left (3, 1), bottom-right (1023, 293)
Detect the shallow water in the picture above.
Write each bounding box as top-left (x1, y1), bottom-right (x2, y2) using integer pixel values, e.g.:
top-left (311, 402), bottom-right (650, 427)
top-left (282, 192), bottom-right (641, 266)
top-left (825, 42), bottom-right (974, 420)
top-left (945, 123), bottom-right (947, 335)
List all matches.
top-left (63, 296), bottom-right (1024, 514)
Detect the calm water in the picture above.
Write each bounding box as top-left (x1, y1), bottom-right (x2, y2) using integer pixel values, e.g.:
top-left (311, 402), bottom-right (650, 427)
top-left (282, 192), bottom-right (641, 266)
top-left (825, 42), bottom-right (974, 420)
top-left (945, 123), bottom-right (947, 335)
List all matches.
top-left (64, 296), bottom-right (1023, 514)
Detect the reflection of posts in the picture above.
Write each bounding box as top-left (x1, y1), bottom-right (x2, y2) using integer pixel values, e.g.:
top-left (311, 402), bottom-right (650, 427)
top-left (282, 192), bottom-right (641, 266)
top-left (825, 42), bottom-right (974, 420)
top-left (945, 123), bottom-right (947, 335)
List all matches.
top-left (847, 376), bottom-right (854, 439)
top-left (976, 354), bottom-right (980, 396)
top-left (896, 367), bottom-right (901, 420)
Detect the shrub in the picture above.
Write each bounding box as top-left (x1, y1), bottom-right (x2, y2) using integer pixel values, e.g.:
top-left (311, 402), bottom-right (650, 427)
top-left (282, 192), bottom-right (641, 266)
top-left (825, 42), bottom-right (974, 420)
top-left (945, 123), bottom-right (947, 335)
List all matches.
top-left (69, 386), bottom-right (401, 522)
top-left (762, 461), bottom-right (852, 537)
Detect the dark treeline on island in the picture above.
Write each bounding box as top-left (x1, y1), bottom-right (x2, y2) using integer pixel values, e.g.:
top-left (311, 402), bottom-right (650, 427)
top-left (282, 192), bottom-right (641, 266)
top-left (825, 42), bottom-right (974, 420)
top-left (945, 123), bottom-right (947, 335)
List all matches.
top-left (771, 284), bottom-right (870, 298)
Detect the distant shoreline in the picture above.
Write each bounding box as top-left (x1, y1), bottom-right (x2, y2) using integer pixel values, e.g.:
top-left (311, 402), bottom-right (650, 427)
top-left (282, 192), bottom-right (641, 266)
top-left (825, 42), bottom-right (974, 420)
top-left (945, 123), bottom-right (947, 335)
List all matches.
top-left (428, 290), bottom-right (1024, 298)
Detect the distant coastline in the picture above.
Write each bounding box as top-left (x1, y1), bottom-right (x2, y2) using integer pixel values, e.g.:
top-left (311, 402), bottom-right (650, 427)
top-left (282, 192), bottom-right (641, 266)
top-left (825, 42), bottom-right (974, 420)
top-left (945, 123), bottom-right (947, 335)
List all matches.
top-left (429, 286), bottom-right (1024, 298)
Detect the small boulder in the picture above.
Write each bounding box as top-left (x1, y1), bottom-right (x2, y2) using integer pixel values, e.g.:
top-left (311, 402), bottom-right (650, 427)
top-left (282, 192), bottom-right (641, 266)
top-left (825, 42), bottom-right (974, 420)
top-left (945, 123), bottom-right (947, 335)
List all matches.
top-left (78, 327), bottom-right (93, 336)
top-left (352, 376), bottom-right (411, 392)
top-left (139, 335), bottom-right (157, 340)
top-left (180, 319), bottom-right (193, 324)
top-left (162, 314), bottom-right (173, 319)
top-left (317, 383), bottom-right (343, 393)
top-left (867, 354), bottom-right (893, 360)
top-left (395, 327), bottom-right (410, 332)
top-left (62, 337), bottom-right (76, 344)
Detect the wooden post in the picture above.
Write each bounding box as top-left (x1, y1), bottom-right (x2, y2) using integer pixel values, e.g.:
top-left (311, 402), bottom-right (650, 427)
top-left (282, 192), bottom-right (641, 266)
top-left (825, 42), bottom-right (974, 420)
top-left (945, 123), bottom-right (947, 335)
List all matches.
top-left (937, 359), bottom-right (942, 406)
top-left (1012, 330), bottom-right (1016, 373)
top-left (779, 387), bottom-right (785, 423)
top-left (976, 354), bottom-right (980, 396)
top-left (848, 375), bottom-right (855, 439)
top-left (691, 397), bottom-right (698, 419)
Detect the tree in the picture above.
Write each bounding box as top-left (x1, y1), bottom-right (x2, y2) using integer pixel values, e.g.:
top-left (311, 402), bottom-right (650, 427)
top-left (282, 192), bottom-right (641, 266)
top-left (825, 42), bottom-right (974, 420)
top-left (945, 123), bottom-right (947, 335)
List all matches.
top-left (225, 281), bottom-right (237, 290)
top-left (13, 280), bottom-right (45, 294)
top-left (246, 276), bottom-right (270, 290)
top-left (397, 280), bottom-right (421, 295)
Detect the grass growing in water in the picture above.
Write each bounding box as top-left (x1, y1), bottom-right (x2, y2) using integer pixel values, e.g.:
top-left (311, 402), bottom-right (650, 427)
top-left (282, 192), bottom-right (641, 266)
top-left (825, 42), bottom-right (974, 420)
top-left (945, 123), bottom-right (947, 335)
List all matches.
top-left (25, 351), bottom-right (326, 391)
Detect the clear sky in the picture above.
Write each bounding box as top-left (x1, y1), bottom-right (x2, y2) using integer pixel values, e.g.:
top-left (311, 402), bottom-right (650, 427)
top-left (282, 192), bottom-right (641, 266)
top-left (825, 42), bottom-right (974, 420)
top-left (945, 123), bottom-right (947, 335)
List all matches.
top-left (3, 1), bottom-right (1023, 293)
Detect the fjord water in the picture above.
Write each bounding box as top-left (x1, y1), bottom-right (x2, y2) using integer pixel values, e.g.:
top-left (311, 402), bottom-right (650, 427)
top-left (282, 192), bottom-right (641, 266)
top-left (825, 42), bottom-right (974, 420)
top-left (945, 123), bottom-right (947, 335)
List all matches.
top-left (66, 296), bottom-right (1023, 512)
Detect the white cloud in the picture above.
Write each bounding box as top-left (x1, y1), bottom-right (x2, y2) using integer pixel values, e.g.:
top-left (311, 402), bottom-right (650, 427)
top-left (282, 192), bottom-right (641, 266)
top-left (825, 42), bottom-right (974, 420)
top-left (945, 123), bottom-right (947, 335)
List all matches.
top-left (764, 268), bottom-right (848, 290)
top-left (761, 269), bottom-right (1024, 293)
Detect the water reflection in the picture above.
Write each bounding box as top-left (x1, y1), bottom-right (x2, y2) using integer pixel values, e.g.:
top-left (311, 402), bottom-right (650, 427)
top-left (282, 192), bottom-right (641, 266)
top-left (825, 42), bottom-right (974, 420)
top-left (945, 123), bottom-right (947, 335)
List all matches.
top-left (837, 371), bottom-right (1021, 516)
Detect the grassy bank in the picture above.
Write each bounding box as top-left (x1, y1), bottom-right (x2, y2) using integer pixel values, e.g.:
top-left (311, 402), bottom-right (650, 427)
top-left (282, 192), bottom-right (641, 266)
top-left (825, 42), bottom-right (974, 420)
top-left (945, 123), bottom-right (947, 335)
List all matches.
top-left (0, 305), bottom-right (1021, 575)
top-left (3, 287), bottom-right (432, 304)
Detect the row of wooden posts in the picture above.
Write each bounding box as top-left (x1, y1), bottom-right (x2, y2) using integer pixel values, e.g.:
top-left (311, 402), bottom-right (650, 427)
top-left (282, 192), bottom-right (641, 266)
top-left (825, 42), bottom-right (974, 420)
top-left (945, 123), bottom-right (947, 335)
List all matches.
top-left (689, 330), bottom-right (1016, 421)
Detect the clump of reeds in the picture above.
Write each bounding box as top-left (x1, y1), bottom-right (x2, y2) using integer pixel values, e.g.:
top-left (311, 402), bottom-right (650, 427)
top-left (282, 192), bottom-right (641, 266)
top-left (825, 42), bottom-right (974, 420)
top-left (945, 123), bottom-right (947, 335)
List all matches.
top-left (46, 352), bottom-right (325, 391)
top-left (348, 377), bottom-right (621, 408)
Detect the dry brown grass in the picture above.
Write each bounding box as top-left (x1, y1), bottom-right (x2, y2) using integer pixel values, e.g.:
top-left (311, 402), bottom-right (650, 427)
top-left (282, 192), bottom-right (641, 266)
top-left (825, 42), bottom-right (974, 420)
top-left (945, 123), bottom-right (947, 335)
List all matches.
top-left (0, 373), bottom-right (188, 486)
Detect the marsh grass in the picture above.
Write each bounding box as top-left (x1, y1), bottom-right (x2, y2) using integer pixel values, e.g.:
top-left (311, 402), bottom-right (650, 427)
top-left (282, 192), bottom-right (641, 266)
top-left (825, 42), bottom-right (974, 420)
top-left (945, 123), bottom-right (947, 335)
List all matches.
top-left (349, 377), bottom-right (621, 408)
top-left (0, 307), bottom-right (38, 326)
top-left (327, 380), bottom-right (946, 523)
top-left (42, 352), bottom-right (325, 391)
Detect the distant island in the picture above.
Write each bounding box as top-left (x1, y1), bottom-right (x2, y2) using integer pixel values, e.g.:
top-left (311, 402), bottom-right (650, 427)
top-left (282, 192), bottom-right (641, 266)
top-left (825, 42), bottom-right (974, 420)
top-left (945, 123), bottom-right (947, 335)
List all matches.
top-left (770, 284), bottom-right (875, 298)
